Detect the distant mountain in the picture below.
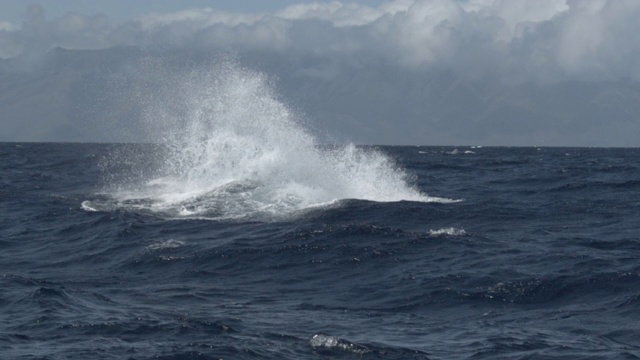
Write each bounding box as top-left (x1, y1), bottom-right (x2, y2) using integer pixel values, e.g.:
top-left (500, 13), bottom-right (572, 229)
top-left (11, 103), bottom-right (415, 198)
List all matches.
top-left (1, 46), bottom-right (639, 146)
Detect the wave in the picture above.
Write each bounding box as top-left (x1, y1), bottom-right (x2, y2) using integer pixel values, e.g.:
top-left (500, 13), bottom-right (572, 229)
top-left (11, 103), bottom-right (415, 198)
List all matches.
top-left (309, 334), bottom-right (370, 355)
top-left (309, 333), bottom-right (430, 358)
top-left (88, 59), bottom-right (456, 220)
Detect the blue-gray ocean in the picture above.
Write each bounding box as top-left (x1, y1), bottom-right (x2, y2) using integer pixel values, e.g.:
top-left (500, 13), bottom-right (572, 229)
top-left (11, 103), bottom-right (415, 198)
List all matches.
top-left (2, 141), bottom-right (640, 359)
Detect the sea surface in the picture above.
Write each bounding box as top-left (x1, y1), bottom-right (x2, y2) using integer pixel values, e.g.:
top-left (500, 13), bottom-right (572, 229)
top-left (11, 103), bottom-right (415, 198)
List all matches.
top-left (2, 142), bottom-right (640, 359)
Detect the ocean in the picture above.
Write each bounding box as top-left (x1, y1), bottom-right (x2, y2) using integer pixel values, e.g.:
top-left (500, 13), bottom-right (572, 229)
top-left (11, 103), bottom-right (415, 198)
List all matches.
top-left (2, 142), bottom-right (640, 359)
top-left (2, 63), bottom-right (640, 359)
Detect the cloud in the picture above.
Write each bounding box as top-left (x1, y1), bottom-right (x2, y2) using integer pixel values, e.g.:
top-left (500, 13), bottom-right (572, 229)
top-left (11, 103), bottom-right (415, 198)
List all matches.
top-left (0, 21), bottom-right (17, 31)
top-left (0, 4), bottom-right (114, 58)
top-left (139, 8), bottom-right (264, 30)
top-left (2, 1), bottom-right (640, 82)
top-left (276, 1), bottom-right (383, 26)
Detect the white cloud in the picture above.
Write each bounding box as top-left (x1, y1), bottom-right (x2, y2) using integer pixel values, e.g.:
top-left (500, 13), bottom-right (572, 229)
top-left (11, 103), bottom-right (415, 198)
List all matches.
top-left (504, 0), bottom-right (640, 82)
top-left (0, 21), bottom-right (20, 58)
top-left (139, 8), bottom-right (264, 30)
top-left (556, 0), bottom-right (640, 80)
top-left (461, 0), bottom-right (568, 40)
top-left (377, 0), bottom-right (468, 65)
top-left (0, 21), bottom-right (17, 31)
top-left (4, 1), bottom-right (640, 82)
top-left (276, 1), bottom-right (382, 26)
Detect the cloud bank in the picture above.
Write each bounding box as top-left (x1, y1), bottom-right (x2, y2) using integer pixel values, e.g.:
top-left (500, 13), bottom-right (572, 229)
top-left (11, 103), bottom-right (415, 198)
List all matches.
top-left (2, 0), bottom-right (639, 83)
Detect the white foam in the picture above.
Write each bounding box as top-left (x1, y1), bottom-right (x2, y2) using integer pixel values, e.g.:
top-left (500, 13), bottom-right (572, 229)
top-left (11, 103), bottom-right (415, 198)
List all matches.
top-left (309, 334), bottom-right (369, 355)
top-left (102, 59), bottom-right (457, 220)
top-left (80, 201), bottom-right (97, 212)
top-left (146, 239), bottom-right (185, 250)
top-left (428, 227), bottom-right (467, 236)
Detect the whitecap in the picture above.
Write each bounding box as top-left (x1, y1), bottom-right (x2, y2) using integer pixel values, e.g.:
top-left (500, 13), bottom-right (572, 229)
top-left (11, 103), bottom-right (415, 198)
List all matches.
top-left (146, 239), bottom-right (185, 250)
top-left (309, 334), bottom-right (369, 355)
top-left (428, 227), bottom-right (467, 236)
top-left (80, 201), bottom-right (97, 212)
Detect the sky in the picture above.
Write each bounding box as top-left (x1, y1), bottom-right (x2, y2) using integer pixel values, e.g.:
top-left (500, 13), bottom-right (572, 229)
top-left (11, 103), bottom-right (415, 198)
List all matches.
top-left (1, 0), bottom-right (639, 145)
top-left (2, 0), bottom-right (638, 82)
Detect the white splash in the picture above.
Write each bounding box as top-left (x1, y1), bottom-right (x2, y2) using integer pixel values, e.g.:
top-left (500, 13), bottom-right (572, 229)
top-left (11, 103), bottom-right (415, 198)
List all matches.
top-left (94, 59), bottom-right (456, 220)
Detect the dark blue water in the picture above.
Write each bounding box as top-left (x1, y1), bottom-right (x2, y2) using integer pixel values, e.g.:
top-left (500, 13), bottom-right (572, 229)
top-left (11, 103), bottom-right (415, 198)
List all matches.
top-left (2, 143), bottom-right (640, 359)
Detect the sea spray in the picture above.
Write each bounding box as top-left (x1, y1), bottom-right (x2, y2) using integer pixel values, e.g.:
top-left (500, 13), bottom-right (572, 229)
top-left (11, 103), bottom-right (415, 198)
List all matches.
top-left (91, 59), bottom-right (454, 220)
